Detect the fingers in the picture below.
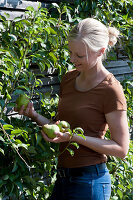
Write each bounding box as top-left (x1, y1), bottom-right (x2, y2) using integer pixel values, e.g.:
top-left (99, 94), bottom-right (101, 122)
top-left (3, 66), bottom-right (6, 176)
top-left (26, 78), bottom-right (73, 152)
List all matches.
top-left (14, 102), bottom-right (33, 116)
top-left (53, 132), bottom-right (71, 143)
top-left (55, 120), bottom-right (60, 125)
top-left (18, 105), bottom-right (25, 115)
top-left (14, 105), bottom-right (18, 112)
top-left (24, 102), bottom-right (32, 115)
top-left (41, 130), bottom-right (61, 143)
top-left (41, 130), bottom-right (55, 142)
top-left (41, 130), bottom-right (71, 143)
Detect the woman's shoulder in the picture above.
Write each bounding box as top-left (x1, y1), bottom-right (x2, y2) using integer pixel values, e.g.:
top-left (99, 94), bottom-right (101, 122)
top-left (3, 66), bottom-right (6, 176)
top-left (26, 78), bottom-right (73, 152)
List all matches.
top-left (103, 73), bottom-right (123, 91)
top-left (102, 74), bottom-right (127, 113)
top-left (102, 73), bottom-right (126, 101)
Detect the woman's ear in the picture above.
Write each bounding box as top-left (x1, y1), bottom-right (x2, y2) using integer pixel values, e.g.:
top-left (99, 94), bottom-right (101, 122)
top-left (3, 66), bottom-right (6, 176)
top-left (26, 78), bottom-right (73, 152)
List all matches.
top-left (98, 48), bottom-right (106, 56)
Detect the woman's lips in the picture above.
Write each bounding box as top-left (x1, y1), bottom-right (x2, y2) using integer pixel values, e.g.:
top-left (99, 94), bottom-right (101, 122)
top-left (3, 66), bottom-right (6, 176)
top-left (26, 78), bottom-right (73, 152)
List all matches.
top-left (75, 64), bottom-right (81, 67)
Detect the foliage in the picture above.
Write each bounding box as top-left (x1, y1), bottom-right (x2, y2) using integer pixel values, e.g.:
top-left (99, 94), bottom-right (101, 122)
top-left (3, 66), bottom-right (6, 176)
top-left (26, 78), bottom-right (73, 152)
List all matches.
top-left (40, 95), bottom-right (59, 121)
top-left (0, 117), bottom-right (58, 199)
top-left (122, 79), bottom-right (133, 128)
top-left (107, 141), bottom-right (133, 200)
top-left (0, 4), bottom-right (71, 199)
top-left (0, 1), bottom-right (133, 200)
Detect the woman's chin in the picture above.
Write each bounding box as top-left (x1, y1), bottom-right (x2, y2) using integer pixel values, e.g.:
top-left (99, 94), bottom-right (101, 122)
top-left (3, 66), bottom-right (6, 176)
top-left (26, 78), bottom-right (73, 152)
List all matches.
top-left (75, 65), bottom-right (82, 71)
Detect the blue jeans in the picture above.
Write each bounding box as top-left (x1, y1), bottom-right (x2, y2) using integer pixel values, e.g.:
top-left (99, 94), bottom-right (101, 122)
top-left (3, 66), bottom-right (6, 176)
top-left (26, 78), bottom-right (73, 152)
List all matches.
top-left (49, 163), bottom-right (111, 200)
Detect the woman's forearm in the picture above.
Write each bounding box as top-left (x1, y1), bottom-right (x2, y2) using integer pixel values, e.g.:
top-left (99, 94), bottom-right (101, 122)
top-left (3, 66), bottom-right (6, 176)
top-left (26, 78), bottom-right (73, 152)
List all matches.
top-left (71, 134), bottom-right (128, 159)
top-left (31, 112), bottom-right (52, 126)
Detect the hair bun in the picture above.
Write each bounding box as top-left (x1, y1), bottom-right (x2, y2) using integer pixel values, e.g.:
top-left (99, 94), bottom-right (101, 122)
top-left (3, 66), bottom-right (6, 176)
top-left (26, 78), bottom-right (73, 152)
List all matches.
top-left (108, 27), bottom-right (120, 47)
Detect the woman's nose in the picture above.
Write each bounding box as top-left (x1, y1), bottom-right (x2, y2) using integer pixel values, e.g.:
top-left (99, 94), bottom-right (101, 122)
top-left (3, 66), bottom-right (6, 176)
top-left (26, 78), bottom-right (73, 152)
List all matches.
top-left (70, 54), bottom-right (76, 63)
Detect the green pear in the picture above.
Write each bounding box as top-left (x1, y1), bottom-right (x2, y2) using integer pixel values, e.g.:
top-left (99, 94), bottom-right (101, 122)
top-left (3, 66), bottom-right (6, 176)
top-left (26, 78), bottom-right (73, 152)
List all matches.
top-left (57, 120), bottom-right (70, 132)
top-left (16, 94), bottom-right (30, 110)
top-left (42, 124), bottom-right (60, 139)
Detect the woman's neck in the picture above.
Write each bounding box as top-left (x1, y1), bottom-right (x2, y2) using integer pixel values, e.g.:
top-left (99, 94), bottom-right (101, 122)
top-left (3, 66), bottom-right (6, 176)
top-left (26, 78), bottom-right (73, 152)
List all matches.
top-left (75, 61), bottom-right (110, 92)
top-left (79, 60), bottom-right (108, 82)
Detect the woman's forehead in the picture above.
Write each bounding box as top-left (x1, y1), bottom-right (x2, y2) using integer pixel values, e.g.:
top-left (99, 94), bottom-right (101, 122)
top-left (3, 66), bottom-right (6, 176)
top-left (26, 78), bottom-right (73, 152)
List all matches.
top-left (68, 40), bottom-right (86, 50)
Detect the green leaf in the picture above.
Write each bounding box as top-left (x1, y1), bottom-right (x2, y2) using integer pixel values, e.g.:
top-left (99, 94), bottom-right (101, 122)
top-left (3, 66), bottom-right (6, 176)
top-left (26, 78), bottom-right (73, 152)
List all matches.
top-left (35, 79), bottom-right (43, 87)
top-left (11, 129), bottom-right (23, 135)
top-left (16, 86), bottom-right (30, 93)
top-left (9, 34), bottom-right (17, 41)
top-left (48, 27), bottom-right (57, 34)
top-left (0, 100), bottom-right (5, 108)
top-left (118, 184), bottom-right (126, 191)
top-left (117, 172), bottom-right (124, 179)
top-left (0, 148), bottom-right (4, 155)
top-left (0, 193), bottom-right (3, 200)
top-left (0, 136), bottom-right (5, 142)
top-left (24, 59), bottom-right (30, 68)
top-left (4, 13), bottom-right (10, 18)
top-left (67, 148), bottom-right (74, 156)
top-left (50, 111), bottom-right (56, 117)
top-left (2, 175), bottom-right (9, 181)
top-left (74, 127), bottom-right (84, 134)
top-left (13, 89), bottom-right (25, 95)
top-left (52, 3), bottom-right (60, 8)
top-left (49, 52), bottom-right (57, 62)
top-left (3, 124), bottom-right (14, 130)
top-left (13, 17), bottom-right (22, 22)
top-left (6, 92), bottom-right (11, 100)
top-left (26, 6), bottom-right (35, 11)
top-left (12, 160), bottom-right (18, 173)
top-left (28, 146), bottom-right (37, 154)
top-left (71, 142), bottom-right (79, 149)
top-left (117, 189), bottom-right (123, 199)
top-left (36, 134), bottom-right (42, 145)
top-left (76, 134), bottom-right (86, 140)
top-left (0, 15), bottom-right (6, 21)
top-left (17, 143), bottom-right (29, 149)
top-left (0, 69), bottom-right (10, 75)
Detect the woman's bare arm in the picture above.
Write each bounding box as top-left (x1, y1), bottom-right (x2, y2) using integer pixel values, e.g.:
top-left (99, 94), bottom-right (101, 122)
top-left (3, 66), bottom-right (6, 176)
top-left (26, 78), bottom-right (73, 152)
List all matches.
top-left (71, 110), bottom-right (129, 158)
top-left (15, 102), bottom-right (52, 126)
top-left (42, 110), bottom-right (130, 159)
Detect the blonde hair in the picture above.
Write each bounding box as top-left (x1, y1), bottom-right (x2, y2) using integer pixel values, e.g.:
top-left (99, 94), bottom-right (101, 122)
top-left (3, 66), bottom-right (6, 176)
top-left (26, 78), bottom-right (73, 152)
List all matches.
top-left (68, 18), bottom-right (120, 57)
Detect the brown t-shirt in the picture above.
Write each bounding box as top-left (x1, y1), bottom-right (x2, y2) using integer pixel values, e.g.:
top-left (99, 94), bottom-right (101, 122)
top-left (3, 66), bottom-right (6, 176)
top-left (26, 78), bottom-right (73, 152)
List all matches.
top-left (57, 69), bottom-right (127, 168)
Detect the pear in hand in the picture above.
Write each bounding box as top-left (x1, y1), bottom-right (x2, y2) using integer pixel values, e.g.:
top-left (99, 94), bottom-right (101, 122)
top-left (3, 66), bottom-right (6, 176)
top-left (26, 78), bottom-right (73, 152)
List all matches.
top-left (16, 94), bottom-right (30, 110)
top-left (42, 124), bottom-right (60, 139)
top-left (57, 121), bottom-right (70, 133)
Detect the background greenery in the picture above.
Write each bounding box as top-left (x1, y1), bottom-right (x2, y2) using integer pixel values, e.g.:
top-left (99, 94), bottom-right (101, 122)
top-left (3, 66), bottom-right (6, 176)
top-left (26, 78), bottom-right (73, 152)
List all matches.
top-left (0, 0), bottom-right (133, 199)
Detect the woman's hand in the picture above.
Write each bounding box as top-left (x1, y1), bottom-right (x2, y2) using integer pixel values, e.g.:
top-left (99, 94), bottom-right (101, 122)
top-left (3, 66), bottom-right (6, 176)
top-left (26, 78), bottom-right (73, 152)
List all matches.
top-left (14, 102), bottom-right (38, 120)
top-left (14, 102), bottom-right (51, 126)
top-left (41, 130), bottom-right (72, 143)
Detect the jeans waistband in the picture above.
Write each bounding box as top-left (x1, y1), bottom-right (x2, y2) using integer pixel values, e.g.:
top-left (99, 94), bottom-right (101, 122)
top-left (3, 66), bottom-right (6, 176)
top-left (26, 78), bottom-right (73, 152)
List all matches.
top-left (57, 163), bottom-right (106, 178)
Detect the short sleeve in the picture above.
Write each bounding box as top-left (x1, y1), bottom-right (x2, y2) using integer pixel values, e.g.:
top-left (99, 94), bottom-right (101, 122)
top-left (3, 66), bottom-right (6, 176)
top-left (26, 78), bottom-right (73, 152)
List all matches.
top-left (103, 81), bottom-right (127, 114)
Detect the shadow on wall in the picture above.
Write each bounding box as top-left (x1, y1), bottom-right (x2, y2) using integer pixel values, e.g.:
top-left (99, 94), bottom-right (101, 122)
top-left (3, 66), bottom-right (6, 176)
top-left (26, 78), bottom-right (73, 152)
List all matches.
top-left (0, 0), bottom-right (22, 8)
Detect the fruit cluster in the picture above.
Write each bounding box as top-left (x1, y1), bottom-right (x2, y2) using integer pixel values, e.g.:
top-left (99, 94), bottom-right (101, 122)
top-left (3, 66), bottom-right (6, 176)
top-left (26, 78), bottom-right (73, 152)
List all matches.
top-left (42, 121), bottom-right (70, 139)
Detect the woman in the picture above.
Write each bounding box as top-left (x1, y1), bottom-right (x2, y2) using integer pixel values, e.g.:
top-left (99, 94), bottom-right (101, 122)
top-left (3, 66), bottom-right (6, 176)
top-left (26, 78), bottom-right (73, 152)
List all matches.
top-left (16, 18), bottom-right (129, 200)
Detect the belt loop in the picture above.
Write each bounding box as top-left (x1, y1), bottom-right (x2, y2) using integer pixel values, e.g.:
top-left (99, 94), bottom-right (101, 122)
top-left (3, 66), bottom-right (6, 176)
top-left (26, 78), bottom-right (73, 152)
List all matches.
top-left (95, 164), bottom-right (99, 175)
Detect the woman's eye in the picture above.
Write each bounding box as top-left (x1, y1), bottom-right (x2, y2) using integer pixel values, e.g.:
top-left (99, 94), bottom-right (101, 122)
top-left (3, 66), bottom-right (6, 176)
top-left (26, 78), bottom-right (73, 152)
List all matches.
top-left (68, 51), bottom-right (84, 58)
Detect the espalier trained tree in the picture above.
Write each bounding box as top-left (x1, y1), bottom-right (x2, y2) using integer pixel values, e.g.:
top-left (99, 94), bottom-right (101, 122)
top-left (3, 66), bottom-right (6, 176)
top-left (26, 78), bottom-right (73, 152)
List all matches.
top-left (0, 4), bottom-right (72, 199)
